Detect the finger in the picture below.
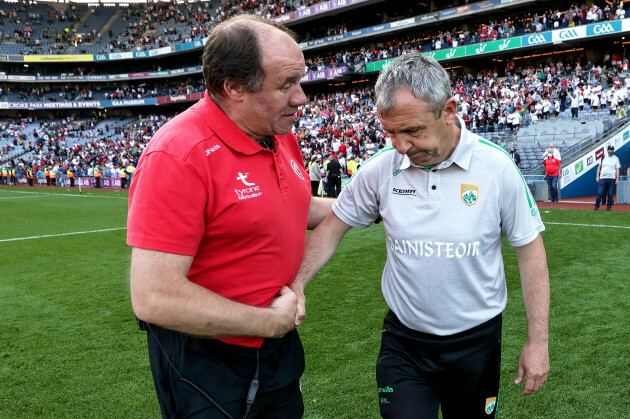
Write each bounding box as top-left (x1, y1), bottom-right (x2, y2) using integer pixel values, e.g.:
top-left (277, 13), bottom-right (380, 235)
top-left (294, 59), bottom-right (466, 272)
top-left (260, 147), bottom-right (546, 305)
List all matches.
top-left (525, 374), bottom-right (548, 395)
top-left (514, 364), bottom-right (525, 385)
top-left (522, 378), bottom-right (537, 395)
top-left (295, 298), bottom-right (306, 326)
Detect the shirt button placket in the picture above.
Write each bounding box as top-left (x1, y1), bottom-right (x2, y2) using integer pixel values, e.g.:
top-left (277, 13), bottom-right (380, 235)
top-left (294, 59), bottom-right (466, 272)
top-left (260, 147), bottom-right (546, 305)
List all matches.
top-left (428, 169), bottom-right (440, 199)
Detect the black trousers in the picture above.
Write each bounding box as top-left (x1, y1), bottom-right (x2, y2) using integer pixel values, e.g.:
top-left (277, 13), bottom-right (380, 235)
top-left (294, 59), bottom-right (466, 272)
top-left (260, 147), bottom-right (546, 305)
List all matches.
top-left (327, 176), bottom-right (341, 197)
top-left (310, 180), bottom-right (319, 196)
top-left (145, 324), bottom-right (304, 419)
top-left (376, 310), bottom-right (502, 419)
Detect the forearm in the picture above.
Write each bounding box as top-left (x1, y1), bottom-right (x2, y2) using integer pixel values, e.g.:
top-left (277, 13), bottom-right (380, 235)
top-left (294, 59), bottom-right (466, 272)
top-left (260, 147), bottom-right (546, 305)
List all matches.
top-left (307, 196), bottom-right (336, 229)
top-left (130, 248), bottom-right (290, 338)
top-left (295, 212), bottom-right (352, 288)
top-left (514, 235), bottom-right (550, 345)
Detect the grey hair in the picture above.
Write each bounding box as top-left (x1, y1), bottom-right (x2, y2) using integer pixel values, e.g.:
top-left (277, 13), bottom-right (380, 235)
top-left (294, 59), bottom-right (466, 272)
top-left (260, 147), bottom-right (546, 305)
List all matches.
top-left (374, 53), bottom-right (452, 118)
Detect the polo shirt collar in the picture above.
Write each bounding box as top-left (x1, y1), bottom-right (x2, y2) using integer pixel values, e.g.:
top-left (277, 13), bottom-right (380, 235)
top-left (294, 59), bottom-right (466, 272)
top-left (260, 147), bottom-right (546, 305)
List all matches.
top-left (198, 90), bottom-right (273, 155)
top-left (400, 115), bottom-right (474, 171)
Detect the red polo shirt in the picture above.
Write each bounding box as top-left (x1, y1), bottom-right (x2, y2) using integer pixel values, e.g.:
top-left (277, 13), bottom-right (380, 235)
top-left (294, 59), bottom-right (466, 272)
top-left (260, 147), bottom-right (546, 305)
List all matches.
top-left (543, 157), bottom-right (561, 177)
top-left (127, 91), bottom-right (311, 347)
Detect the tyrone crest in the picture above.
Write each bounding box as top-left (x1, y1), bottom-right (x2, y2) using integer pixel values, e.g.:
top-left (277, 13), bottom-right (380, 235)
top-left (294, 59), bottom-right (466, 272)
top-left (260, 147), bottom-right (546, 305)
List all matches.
top-left (461, 184), bottom-right (479, 206)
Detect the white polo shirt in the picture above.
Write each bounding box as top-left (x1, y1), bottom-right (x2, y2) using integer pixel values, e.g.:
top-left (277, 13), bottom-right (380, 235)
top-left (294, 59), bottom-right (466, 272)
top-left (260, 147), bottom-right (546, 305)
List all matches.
top-left (333, 121), bottom-right (545, 336)
top-left (598, 154), bottom-right (621, 179)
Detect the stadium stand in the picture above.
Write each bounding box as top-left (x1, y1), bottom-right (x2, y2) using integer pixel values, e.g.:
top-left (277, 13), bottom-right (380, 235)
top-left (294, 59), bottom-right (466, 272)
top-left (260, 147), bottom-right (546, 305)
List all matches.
top-left (1, 0), bottom-right (629, 186)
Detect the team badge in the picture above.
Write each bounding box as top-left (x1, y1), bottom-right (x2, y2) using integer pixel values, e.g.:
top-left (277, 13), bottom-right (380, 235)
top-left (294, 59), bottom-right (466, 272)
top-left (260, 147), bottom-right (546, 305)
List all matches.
top-left (290, 160), bottom-right (305, 179)
top-left (485, 396), bottom-right (497, 415)
top-left (461, 184), bottom-right (479, 206)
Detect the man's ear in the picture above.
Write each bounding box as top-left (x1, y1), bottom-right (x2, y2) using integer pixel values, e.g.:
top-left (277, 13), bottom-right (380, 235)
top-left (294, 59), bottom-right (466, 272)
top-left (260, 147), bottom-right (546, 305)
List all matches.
top-left (443, 98), bottom-right (458, 125)
top-left (222, 79), bottom-right (245, 102)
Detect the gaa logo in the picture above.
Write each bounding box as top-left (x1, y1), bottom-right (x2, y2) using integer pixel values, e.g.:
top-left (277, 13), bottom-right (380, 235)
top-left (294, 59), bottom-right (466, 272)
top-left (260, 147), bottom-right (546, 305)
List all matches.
top-left (593, 23), bottom-right (615, 35)
top-left (559, 29), bottom-right (579, 39)
top-left (526, 34), bottom-right (548, 44)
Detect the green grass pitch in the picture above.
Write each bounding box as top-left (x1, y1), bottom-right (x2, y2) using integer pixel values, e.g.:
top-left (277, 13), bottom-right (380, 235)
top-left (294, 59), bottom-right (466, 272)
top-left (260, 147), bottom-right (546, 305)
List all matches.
top-left (1, 186), bottom-right (629, 418)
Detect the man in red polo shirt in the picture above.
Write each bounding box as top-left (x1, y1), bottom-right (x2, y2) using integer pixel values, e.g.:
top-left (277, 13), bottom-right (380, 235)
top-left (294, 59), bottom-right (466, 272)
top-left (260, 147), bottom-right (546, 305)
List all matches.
top-left (127, 15), bottom-right (333, 418)
top-left (543, 150), bottom-right (562, 203)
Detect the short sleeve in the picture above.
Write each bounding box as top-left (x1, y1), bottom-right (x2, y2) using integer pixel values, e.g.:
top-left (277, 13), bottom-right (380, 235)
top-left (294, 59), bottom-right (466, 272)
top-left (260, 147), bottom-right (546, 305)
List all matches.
top-left (500, 163), bottom-right (545, 247)
top-left (127, 151), bottom-right (210, 256)
top-left (332, 156), bottom-right (384, 228)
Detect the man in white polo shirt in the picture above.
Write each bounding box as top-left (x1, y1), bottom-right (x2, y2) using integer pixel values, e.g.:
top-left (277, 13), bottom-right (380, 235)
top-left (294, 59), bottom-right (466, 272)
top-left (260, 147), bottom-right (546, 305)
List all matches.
top-left (291, 53), bottom-right (550, 418)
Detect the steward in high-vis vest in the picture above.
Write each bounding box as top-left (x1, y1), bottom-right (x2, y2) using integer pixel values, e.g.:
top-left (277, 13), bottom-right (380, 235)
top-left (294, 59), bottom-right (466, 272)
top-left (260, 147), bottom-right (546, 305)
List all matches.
top-left (120, 166), bottom-right (127, 189)
top-left (346, 158), bottom-right (358, 176)
top-left (45, 167), bottom-right (51, 186)
top-left (67, 167), bottom-right (75, 187)
top-left (125, 164), bottom-right (136, 185)
top-left (26, 168), bottom-right (34, 186)
top-left (49, 167), bottom-right (57, 186)
top-left (10, 168), bottom-right (16, 185)
top-left (1, 168), bottom-right (7, 185)
top-left (94, 166), bottom-right (102, 188)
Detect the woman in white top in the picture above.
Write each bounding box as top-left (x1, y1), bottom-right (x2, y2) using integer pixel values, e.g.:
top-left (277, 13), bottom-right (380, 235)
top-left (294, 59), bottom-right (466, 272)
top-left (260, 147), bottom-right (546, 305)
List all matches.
top-left (309, 155), bottom-right (322, 196)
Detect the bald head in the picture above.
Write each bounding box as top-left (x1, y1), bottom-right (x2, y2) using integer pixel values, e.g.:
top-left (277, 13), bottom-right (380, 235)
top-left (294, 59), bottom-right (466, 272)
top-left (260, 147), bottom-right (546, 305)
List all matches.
top-left (202, 14), bottom-right (298, 98)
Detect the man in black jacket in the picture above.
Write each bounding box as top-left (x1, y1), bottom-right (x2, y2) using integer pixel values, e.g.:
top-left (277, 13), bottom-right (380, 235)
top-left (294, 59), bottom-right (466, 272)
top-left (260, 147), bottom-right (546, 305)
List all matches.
top-left (326, 153), bottom-right (342, 197)
top-left (510, 147), bottom-right (521, 169)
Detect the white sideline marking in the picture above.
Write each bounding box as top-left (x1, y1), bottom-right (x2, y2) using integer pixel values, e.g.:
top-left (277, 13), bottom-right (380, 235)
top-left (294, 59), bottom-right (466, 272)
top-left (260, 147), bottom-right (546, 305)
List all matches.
top-left (0, 227), bottom-right (127, 243)
top-left (545, 222), bottom-right (630, 229)
top-left (0, 190), bottom-right (128, 200)
top-left (0, 196), bottom-right (45, 200)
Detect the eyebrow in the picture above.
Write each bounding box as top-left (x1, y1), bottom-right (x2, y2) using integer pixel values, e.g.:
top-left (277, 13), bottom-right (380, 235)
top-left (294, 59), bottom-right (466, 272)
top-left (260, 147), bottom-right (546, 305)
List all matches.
top-left (284, 74), bottom-right (303, 85)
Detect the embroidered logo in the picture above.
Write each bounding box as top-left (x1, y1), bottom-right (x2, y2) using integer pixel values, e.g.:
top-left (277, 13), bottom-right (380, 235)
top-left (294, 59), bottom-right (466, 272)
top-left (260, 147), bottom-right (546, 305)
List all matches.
top-left (485, 396), bottom-right (497, 415)
top-left (392, 187), bottom-right (416, 196)
top-left (290, 160), bottom-right (304, 179)
top-left (237, 172), bottom-right (255, 186)
top-left (205, 145), bottom-right (220, 156)
top-left (461, 184), bottom-right (479, 206)
top-left (234, 172), bottom-right (262, 200)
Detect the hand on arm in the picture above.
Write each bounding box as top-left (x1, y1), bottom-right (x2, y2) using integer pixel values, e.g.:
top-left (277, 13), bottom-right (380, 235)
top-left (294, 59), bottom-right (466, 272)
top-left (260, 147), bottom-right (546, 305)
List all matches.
top-left (130, 248), bottom-right (296, 339)
top-left (513, 234), bottom-right (550, 395)
top-left (291, 212), bottom-right (352, 325)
